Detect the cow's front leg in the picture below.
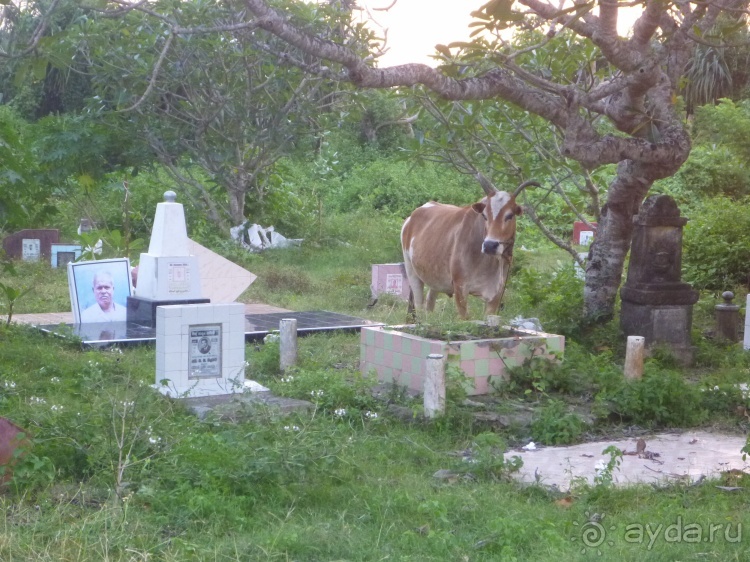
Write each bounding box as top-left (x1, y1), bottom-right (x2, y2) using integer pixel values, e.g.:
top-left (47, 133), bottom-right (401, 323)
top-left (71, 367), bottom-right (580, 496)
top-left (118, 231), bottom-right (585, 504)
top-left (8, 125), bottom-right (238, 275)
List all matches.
top-left (484, 295), bottom-right (502, 317)
top-left (425, 289), bottom-right (438, 311)
top-left (453, 285), bottom-right (469, 319)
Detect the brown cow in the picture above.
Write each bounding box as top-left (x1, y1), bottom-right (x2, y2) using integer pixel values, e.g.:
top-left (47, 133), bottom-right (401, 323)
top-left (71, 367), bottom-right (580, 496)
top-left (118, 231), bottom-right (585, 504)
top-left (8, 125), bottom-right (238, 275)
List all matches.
top-left (401, 179), bottom-right (538, 319)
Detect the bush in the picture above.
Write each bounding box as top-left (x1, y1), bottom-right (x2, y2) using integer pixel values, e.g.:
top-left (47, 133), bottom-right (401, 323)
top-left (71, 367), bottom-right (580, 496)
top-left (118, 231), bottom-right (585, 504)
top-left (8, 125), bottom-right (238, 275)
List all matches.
top-left (530, 399), bottom-right (586, 445)
top-left (682, 196), bottom-right (750, 290)
top-left (336, 159), bottom-right (477, 217)
top-left (655, 145), bottom-right (749, 202)
top-left (510, 262), bottom-right (586, 338)
top-left (594, 367), bottom-right (707, 427)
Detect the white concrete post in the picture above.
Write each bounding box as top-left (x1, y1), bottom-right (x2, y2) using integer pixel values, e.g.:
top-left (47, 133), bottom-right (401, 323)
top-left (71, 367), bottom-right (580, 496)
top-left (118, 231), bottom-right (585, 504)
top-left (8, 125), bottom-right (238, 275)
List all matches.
top-left (279, 318), bottom-right (298, 371)
top-left (486, 315), bottom-right (501, 327)
top-left (624, 336), bottom-right (645, 380)
top-left (424, 354), bottom-right (446, 418)
top-left (744, 295), bottom-right (750, 350)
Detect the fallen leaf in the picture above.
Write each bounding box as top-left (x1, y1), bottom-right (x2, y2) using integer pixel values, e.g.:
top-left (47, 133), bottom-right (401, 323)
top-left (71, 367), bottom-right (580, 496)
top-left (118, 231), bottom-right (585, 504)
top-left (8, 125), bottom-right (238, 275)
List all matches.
top-left (555, 496), bottom-right (575, 508)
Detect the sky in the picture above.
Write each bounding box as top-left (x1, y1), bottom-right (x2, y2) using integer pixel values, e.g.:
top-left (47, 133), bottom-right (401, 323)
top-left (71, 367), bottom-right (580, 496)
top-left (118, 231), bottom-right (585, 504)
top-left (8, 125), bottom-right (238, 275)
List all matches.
top-left (356, 0), bottom-right (642, 67)
top-left (356, 0), bottom-right (477, 66)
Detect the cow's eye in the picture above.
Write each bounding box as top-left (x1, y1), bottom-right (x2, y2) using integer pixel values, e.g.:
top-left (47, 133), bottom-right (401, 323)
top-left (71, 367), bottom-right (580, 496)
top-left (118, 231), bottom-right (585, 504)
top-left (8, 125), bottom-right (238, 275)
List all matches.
top-left (505, 212), bottom-right (514, 221)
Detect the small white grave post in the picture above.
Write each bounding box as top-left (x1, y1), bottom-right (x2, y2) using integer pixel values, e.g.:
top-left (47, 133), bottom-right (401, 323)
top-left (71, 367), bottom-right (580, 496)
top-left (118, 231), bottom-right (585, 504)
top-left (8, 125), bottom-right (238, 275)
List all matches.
top-left (279, 318), bottom-right (298, 371)
top-left (624, 335), bottom-right (645, 380)
top-left (424, 354), bottom-right (446, 418)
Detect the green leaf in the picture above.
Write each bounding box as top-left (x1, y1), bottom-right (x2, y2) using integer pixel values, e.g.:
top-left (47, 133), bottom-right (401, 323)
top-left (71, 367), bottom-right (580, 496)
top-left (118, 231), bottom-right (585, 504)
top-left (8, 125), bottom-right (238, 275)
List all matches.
top-left (32, 58), bottom-right (48, 81)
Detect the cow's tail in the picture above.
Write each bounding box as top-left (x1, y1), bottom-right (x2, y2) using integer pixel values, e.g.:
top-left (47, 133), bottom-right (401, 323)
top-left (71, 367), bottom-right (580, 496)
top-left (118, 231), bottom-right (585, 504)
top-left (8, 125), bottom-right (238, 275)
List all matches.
top-left (406, 289), bottom-right (417, 324)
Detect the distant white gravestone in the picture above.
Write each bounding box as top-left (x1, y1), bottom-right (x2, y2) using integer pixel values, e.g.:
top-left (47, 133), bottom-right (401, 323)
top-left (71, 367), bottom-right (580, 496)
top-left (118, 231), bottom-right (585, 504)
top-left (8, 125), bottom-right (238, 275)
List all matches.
top-left (135, 191), bottom-right (203, 301)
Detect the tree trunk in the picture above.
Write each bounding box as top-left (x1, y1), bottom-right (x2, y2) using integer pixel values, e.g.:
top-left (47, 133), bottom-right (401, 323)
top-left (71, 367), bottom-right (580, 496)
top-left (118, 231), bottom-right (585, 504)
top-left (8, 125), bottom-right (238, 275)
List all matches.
top-left (583, 162), bottom-right (657, 321)
top-left (228, 189), bottom-right (246, 225)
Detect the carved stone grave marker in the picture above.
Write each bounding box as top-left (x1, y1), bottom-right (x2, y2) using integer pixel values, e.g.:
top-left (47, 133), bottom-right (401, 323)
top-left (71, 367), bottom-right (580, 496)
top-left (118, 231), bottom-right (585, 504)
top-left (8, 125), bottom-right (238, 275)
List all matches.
top-left (620, 195), bottom-right (698, 364)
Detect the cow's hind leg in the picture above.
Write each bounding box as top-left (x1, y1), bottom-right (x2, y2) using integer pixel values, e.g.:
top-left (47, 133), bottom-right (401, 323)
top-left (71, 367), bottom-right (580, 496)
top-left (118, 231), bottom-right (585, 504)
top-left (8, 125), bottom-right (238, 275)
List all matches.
top-left (402, 258), bottom-right (425, 310)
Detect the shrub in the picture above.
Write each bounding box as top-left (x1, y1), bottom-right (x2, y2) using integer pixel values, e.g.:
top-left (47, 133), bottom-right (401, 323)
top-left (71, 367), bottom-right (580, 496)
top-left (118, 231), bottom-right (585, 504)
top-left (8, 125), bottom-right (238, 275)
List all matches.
top-left (656, 145), bottom-right (749, 202)
top-left (530, 399), bottom-right (586, 445)
top-left (336, 159), bottom-right (477, 217)
top-left (594, 367), bottom-right (707, 427)
top-left (682, 196), bottom-right (750, 290)
top-left (510, 262), bottom-right (586, 338)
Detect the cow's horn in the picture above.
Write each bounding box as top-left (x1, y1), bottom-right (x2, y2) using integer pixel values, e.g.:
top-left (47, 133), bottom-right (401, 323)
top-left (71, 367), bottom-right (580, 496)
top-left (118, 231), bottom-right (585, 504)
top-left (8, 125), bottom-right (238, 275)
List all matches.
top-left (513, 180), bottom-right (540, 197)
top-left (474, 172), bottom-right (498, 196)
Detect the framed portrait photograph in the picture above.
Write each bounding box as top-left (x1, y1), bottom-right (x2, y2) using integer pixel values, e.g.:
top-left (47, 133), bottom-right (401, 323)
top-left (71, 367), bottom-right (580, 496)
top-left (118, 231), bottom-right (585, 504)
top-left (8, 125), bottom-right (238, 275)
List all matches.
top-left (68, 258), bottom-right (132, 324)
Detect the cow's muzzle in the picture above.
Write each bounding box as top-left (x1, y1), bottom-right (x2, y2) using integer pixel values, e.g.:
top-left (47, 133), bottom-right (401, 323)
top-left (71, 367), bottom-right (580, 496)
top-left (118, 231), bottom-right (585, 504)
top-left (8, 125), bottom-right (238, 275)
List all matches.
top-left (482, 240), bottom-right (501, 254)
top-left (482, 239), bottom-right (514, 258)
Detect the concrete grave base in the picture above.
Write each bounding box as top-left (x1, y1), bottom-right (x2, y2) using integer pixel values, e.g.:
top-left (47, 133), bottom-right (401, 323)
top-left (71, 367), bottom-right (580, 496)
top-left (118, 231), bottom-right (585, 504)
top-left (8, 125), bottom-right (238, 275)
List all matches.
top-left (620, 302), bottom-right (695, 365)
top-left (506, 431), bottom-right (750, 491)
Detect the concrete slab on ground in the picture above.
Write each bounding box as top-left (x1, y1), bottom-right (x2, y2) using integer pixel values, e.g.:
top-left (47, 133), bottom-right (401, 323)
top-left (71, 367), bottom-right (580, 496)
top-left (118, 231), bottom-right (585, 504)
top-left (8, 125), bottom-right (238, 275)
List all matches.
top-left (179, 390), bottom-right (313, 421)
top-left (506, 431), bottom-right (750, 490)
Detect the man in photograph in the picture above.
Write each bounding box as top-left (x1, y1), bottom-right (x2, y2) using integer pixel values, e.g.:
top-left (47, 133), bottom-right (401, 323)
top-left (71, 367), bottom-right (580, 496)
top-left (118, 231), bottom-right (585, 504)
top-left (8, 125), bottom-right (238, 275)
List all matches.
top-left (199, 337), bottom-right (211, 354)
top-left (80, 270), bottom-right (127, 322)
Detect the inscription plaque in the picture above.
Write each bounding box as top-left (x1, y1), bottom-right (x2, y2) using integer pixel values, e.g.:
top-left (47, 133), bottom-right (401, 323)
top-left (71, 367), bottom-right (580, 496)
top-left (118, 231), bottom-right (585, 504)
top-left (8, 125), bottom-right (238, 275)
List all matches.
top-left (168, 262), bottom-right (191, 295)
top-left (22, 239), bottom-right (40, 261)
top-left (188, 324), bottom-right (222, 379)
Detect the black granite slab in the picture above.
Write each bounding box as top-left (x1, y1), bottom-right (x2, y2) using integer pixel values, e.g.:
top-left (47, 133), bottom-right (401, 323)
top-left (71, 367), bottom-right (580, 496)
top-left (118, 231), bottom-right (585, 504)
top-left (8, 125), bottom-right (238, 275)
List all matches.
top-left (35, 310), bottom-right (382, 347)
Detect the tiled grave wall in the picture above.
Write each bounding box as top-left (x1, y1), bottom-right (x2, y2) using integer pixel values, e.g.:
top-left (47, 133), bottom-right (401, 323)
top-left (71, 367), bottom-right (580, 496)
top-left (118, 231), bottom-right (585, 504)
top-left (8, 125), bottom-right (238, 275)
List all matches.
top-left (361, 326), bottom-right (564, 396)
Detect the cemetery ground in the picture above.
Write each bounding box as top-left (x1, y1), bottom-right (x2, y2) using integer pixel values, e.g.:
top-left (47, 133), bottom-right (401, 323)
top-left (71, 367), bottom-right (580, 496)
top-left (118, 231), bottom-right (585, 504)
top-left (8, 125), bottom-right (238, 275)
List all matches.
top-left (2, 235), bottom-right (750, 560)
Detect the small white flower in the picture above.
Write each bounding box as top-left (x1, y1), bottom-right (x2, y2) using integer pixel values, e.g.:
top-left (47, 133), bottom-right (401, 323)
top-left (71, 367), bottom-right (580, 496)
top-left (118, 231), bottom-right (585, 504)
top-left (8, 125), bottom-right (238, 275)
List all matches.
top-left (334, 408), bottom-right (347, 417)
top-left (364, 411), bottom-right (378, 419)
top-left (310, 390), bottom-right (324, 398)
top-left (281, 376), bottom-right (294, 383)
top-left (50, 377), bottom-right (61, 383)
top-left (29, 396), bottom-right (47, 405)
top-left (50, 405), bottom-right (63, 411)
top-left (148, 436), bottom-right (162, 444)
top-left (4, 381), bottom-right (16, 388)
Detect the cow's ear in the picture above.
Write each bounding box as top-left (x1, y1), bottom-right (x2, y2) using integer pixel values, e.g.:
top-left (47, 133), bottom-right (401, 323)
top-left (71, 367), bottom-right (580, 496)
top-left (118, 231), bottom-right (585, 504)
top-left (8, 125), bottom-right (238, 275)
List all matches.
top-left (515, 204), bottom-right (523, 216)
top-left (472, 202), bottom-right (486, 214)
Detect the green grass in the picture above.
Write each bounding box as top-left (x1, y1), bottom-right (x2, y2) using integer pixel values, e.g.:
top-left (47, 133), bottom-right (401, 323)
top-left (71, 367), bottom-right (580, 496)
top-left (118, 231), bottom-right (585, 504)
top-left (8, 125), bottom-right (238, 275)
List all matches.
top-left (2, 213), bottom-right (750, 560)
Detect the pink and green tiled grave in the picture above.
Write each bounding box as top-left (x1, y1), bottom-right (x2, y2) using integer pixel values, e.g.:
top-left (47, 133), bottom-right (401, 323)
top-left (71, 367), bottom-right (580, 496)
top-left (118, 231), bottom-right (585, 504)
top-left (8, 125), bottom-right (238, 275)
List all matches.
top-left (360, 325), bottom-right (565, 396)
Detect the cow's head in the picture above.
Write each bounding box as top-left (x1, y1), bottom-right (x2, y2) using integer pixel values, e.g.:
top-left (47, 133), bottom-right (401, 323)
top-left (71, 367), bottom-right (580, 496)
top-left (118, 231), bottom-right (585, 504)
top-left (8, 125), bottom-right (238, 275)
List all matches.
top-left (471, 179), bottom-right (539, 258)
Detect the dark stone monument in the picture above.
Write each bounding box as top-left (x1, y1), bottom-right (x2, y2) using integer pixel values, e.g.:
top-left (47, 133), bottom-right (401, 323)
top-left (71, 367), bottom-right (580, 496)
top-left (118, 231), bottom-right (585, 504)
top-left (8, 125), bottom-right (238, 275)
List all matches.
top-left (2, 229), bottom-right (60, 261)
top-left (620, 195), bottom-right (698, 365)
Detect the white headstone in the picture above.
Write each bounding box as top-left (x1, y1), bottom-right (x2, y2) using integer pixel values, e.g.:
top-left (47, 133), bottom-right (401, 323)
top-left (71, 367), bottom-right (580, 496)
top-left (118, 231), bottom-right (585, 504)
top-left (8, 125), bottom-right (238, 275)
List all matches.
top-left (155, 302), bottom-right (246, 397)
top-left (136, 192), bottom-right (203, 300)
